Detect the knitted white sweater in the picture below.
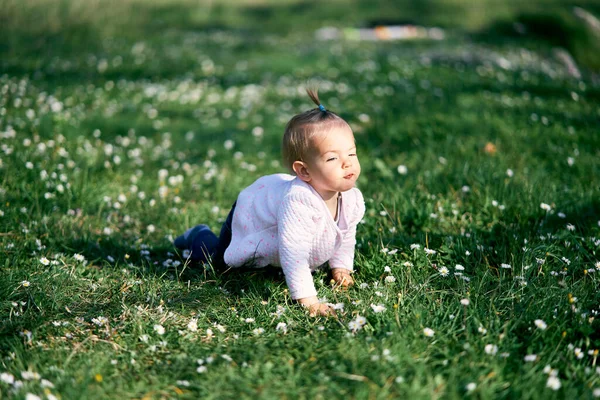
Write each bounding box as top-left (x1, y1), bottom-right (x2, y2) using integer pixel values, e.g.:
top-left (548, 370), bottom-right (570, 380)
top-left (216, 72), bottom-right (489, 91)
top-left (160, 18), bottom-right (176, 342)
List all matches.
top-left (224, 173), bottom-right (365, 299)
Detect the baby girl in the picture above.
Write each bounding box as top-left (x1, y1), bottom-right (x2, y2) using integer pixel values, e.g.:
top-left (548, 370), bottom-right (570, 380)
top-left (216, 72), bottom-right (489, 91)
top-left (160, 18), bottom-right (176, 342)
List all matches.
top-left (175, 88), bottom-right (365, 316)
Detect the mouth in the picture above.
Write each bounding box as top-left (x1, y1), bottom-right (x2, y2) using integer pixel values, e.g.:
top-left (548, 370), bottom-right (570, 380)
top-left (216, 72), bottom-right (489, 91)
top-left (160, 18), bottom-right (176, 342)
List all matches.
top-left (344, 173), bottom-right (355, 179)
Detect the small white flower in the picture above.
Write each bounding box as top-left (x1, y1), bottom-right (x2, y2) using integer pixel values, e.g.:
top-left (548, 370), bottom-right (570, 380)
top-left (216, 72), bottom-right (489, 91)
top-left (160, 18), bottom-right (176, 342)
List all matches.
top-left (465, 382), bottom-right (476, 392)
top-left (478, 326), bottom-right (487, 335)
top-left (501, 263), bottom-right (511, 269)
top-left (348, 315), bottom-right (367, 332)
top-left (92, 316), bottom-right (108, 326)
top-left (546, 376), bottom-right (561, 390)
top-left (223, 140), bottom-right (234, 150)
top-left (593, 388), bottom-right (600, 398)
top-left (276, 322), bottom-right (288, 333)
top-left (540, 203), bottom-right (552, 212)
top-left (484, 344), bottom-right (498, 355)
top-left (0, 372), bottom-right (15, 384)
top-left (21, 280), bottom-right (31, 288)
top-left (397, 165), bottom-right (408, 175)
top-left (252, 328), bottom-right (265, 336)
top-left (566, 224), bottom-right (575, 231)
top-left (370, 304), bottom-right (386, 313)
top-left (524, 354), bottom-right (537, 362)
top-left (384, 275), bottom-right (396, 284)
top-left (40, 379), bottom-right (54, 388)
top-left (455, 264), bottom-right (465, 271)
top-left (424, 248), bottom-right (436, 255)
top-left (40, 257), bottom-right (50, 266)
top-left (244, 318), bottom-right (255, 323)
top-left (506, 169), bottom-right (514, 177)
top-left (197, 366), bottom-right (207, 373)
top-left (187, 318), bottom-right (198, 332)
top-left (25, 394), bottom-right (41, 400)
top-left (543, 365), bottom-right (552, 374)
top-left (534, 319), bottom-right (547, 330)
top-left (439, 266), bottom-right (449, 277)
top-left (460, 299), bottom-right (470, 306)
top-left (21, 371), bottom-right (40, 380)
top-left (384, 266), bottom-right (391, 273)
top-left (74, 253), bottom-right (85, 262)
top-left (423, 328), bottom-right (435, 337)
top-left (153, 324), bottom-right (165, 335)
top-left (410, 244), bottom-right (421, 250)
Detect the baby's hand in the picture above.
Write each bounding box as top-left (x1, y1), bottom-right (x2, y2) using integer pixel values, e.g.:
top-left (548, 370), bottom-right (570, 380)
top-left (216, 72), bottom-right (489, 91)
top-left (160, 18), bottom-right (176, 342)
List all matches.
top-left (297, 296), bottom-right (336, 317)
top-left (307, 302), bottom-right (336, 317)
top-left (331, 268), bottom-right (354, 289)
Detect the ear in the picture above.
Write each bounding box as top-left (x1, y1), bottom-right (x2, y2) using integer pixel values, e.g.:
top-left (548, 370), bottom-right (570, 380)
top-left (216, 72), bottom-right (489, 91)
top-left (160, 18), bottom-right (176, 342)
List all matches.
top-left (292, 161), bottom-right (311, 182)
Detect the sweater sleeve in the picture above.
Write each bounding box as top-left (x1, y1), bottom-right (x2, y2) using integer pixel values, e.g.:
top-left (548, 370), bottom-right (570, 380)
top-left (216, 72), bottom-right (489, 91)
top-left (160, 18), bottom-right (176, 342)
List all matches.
top-left (329, 189), bottom-right (366, 271)
top-left (277, 192), bottom-right (320, 300)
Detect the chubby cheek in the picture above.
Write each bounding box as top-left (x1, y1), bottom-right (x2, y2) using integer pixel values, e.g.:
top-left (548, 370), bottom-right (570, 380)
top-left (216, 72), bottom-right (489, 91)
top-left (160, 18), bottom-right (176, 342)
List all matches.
top-left (354, 160), bottom-right (362, 176)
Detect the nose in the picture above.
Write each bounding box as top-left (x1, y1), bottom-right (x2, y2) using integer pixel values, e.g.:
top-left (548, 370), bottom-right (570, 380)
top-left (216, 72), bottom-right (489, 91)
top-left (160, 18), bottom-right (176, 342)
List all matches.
top-left (342, 156), bottom-right (353, 169)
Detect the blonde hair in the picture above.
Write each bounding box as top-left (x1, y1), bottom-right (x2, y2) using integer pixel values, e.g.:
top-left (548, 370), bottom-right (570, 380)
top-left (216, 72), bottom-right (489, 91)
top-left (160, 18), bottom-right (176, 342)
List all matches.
top-left (282, 88), bottom-right (350, 173)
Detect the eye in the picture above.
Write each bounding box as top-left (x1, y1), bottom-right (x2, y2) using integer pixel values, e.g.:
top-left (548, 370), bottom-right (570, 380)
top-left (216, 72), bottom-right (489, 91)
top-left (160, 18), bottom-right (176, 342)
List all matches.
top-left (349, 153), bottom-right (357, 157)
top-left (326, 157), bottom-right (337, 162)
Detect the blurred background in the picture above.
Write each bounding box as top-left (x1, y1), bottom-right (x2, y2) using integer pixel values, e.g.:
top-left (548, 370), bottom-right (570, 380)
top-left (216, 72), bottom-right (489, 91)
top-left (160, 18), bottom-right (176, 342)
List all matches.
top-left (2, 0), bottom-right (600, 72)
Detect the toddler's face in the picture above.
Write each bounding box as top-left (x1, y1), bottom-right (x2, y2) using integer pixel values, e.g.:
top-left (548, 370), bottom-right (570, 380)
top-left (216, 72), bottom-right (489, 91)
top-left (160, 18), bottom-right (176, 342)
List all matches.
top-left (303, 125), bottom-right (361, 198)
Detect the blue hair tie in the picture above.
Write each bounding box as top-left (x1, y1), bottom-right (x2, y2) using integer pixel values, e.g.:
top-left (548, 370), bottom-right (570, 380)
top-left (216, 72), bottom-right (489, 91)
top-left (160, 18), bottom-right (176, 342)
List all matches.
top-left (318, 104), bottom-right (326, 112)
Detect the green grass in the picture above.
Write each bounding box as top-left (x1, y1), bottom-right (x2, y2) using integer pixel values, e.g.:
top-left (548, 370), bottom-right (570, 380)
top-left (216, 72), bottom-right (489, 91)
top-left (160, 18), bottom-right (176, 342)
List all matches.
top-left (1, 1), bottom-right (600, 399)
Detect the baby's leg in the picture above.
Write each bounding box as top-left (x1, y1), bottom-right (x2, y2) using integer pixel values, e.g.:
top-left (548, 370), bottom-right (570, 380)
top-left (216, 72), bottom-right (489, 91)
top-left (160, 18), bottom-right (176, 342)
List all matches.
top-left (174, 225), bottom-right (219, 263)
top-left (212, 202), bottom-right (236, 267)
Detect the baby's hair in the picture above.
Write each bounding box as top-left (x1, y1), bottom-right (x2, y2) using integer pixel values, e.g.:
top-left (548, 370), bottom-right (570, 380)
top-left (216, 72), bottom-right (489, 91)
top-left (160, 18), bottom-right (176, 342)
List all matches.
top-left (282, 87), bottom-right (351, 173)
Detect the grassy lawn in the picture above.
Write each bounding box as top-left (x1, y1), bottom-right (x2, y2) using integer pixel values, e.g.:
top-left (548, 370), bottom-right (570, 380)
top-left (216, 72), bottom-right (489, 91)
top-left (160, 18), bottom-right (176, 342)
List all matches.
top-left (1, 1), bottom-right (599, 398)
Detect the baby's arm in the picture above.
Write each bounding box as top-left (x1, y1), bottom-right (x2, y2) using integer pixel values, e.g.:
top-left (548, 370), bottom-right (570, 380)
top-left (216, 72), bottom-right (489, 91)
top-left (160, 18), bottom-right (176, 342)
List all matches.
top-left (329, 189), bottom-right (366, 288)
top-left (329, 225), bottom-right (358, 288)
top-left (277, 194), bottom-right (334, 316)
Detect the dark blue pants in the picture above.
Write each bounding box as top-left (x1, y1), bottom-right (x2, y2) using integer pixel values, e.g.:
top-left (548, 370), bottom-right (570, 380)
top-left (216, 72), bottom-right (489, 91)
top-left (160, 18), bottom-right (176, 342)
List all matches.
top-left (174, 202), bottom-right (236, 266)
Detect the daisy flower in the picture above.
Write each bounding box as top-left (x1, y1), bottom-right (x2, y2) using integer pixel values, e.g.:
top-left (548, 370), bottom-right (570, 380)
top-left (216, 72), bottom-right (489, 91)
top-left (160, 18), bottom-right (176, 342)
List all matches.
top-left (187, 318), bottom-right (198, 332)
top-left (546, 376), bottom-right (561, 390)
top-left (370, 304), bottom-right (386, 313)
top-left (484, 344), bottom-right (498, 355)
top-left (534, 319), bottom-right (547, 330)
top-left (423, 328), bottom-right (435, 337)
